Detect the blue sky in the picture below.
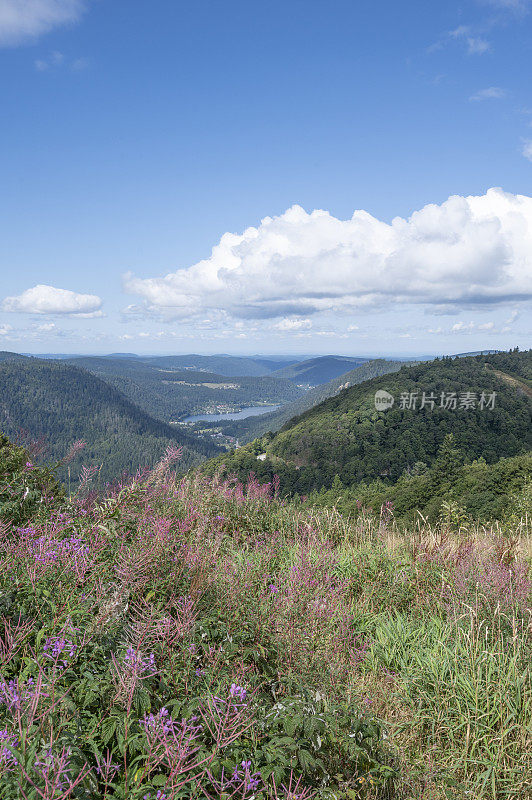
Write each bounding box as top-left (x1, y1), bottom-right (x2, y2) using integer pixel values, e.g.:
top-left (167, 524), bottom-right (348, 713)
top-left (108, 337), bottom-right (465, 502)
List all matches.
top-left (0, 0), bottom-right (531, 356)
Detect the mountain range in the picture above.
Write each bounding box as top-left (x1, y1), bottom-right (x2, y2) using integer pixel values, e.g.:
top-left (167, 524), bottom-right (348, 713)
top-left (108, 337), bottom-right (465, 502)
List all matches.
top-left (1, 349), bottom-right (529, 499)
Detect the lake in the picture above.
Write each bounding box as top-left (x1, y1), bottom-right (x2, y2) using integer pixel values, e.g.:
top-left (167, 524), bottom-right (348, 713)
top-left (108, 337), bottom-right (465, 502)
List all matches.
top-left (183, 405), bottom-right (281, 423)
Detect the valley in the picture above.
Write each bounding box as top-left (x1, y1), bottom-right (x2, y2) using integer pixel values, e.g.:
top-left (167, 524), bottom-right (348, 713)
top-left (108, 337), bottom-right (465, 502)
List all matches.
top-left (0, 351), bottom-right (405, 480)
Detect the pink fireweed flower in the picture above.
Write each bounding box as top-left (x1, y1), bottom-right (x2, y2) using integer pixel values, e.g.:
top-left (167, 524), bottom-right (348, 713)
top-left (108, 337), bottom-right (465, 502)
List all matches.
top-left (142, 706), bottom-right (179, 736)
top-left (94, 750), bottom-right (120, 780)
top-left (140, 707), bottom-right (204, 775)
top-left (207, 759), bottom-right (262, 795)
top-left (32, 746), bottom-right (90, 795)
top-left (63, 439), bottom-right (87, 464)
top-left (110, 647), bottom-right (158, 709)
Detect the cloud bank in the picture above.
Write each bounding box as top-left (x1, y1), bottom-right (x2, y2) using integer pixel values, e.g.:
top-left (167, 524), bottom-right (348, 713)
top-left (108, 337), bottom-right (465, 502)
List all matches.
top-left (124, 188), bottom-right (532, 322)
top-left (0, 0), bottom-right (86, 46)
top-left (2, 284), bottom-right (102, 316)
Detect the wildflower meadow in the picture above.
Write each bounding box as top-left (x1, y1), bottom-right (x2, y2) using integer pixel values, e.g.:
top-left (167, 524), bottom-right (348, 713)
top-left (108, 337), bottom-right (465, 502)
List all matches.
top-left (0, 441), bottom-right (531, 799)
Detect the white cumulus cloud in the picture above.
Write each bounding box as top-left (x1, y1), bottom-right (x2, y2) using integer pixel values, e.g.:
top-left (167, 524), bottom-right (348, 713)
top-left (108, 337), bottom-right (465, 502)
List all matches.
top-left (34, 321), bottom-right (57, 332)
top-left (2, 284), bottom-right (102, 316)
top-left (0, 0), bottom-right (86, 47)
top-left (124, 188), bottom-right (532, 323)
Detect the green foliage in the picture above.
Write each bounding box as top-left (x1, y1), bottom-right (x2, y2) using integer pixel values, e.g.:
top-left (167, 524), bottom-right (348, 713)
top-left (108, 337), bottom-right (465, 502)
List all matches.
top-left (257, 690), bottom-right (392, 785)
top-left (367, 612), bottom-right (532, 797)
top-left (0, 435), bottom-right (531, 798)
top-left (0, 433), bottom-right (62, 524)
top-left (306, 446), bottom-right (532, 524)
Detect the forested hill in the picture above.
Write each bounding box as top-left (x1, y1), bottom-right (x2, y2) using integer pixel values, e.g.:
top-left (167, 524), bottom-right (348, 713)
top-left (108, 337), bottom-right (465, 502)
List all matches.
top-left (137, 354), bottom-right (278, 377)
top-left (271, 355), bottom-right (368, 385)
top-left (0, 358), bottom-right (220, 482)
top-left (0, 351), bottom-right (30, 363)
top-left (212, 358), bottom-right (406, 443)
top-left (201, 350), bottom-right (532, 495)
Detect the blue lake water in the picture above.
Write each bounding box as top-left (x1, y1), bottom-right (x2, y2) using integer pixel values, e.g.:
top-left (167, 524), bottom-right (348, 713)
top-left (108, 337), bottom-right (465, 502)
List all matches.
top-left (183, 405), bottom-right (281, 423)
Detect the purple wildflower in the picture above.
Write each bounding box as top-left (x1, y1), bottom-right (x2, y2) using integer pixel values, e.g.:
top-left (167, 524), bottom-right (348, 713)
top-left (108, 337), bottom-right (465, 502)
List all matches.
top-left (0, 676), bottom-right (39, 712)
top-left (124, 647), bottom-right (156, 675)
top-left (229, 683), bottom-right (247, 701)
top-left (43, 636), bottom-right (76, 667)
top-left (0, 729), bottom-right (18, 770)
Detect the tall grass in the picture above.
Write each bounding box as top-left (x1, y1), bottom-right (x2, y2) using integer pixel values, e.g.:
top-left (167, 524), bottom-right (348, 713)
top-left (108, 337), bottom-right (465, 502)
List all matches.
top-left (0, 458), bottom-right (530, 798)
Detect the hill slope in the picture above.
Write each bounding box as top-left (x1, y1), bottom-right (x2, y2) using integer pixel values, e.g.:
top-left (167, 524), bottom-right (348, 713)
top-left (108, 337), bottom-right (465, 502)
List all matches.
top-left (2, 435), bottom-right (531, 798)
top-left (0, 358), bottom-right (219, 481)
top-left (271, 355), bottom-right (369, 385)
top-left (0, 351), bottom-right (30, 363)
top-left (211, 358), bottom-right (407, 443)
top-left (203, 350), bottom-right (532, 495)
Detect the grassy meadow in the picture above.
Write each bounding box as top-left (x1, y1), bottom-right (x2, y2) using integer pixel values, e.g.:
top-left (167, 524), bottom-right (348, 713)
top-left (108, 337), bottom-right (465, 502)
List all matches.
top-left (0, 443), bottom-right (531, 799)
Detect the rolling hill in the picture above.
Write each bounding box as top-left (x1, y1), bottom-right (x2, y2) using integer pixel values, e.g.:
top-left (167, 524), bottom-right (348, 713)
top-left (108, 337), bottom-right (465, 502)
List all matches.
top-left (202, 350), bottom-right (532, 496)
top-left (271, 355), bottom-right (369, 385)
top-left (136, 354), bottom-right (278, 377)
top-left (0, 351), bottom-right (30, 363)
top-left (0, 356), bottom-right (220, 482)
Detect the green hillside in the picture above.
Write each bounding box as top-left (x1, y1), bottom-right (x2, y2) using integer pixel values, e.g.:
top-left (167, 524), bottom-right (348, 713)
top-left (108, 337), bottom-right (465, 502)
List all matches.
top-left (0, 350), bottom-right (30, 363)
top-left (0, 357), bottom-right (219, 482)
top-left (202, 350), bottom-right (532, 498)
top-left (271, 354), bottom-right (368, 385)
top-left (308, 445), bottom-right (532, 524)
top-left (211, 358), bottom-right (407, 443)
